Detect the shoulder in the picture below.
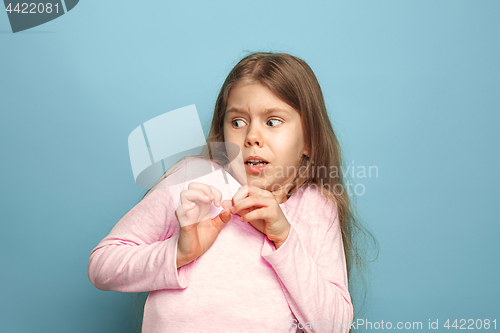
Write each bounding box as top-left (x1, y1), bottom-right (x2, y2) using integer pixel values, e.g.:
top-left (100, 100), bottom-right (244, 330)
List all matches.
top-left (161, 156), bottom-right (214, 186)
top-left (293, 184), bottom-right (337, 210)
top-left (144, 156), bottom-right (213, 202)
top-left (286, 185), bottom-right (338, 226)
top-left (284, 185), bottom-right (341, 255)
top-left (167, 155), bottom-right (212, 173)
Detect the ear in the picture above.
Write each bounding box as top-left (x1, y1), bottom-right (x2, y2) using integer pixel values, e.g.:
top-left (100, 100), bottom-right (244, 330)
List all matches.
top-left (303, 146), bottom-right (310, 158)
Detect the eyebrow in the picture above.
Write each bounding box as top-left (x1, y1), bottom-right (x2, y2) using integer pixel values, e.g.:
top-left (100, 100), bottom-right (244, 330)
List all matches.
top-left (226, 107), bottom-right (292, 115)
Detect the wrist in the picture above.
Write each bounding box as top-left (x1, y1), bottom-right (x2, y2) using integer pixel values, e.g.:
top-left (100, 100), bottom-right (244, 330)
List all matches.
top-left (176, 245), bottom-right (195, 268)
top-left (271, 226), bottom-right (291, 250)
top-left (176, 250), bottom-right (186, 269)
top-left (273, 240), bottom-right (284, 250)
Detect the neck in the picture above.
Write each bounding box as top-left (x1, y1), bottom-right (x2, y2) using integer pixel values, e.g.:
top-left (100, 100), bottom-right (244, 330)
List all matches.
top-left (271, 186), bottom-right (290, 205)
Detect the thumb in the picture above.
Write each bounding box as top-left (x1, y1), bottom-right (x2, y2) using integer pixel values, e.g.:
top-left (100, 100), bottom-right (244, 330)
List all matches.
top-left (212, 209), bottom-right (232, 228)
top-left (221, 199), bottom-right (233, 210)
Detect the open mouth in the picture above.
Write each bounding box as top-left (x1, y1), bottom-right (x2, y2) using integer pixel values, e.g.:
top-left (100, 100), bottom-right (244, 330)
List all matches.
top-left (244, 160), bottom-right (269, 166)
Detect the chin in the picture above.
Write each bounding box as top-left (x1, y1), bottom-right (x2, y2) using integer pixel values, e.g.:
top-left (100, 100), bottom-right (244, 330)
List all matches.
top-left (249, 180), bottom-right (279, 193)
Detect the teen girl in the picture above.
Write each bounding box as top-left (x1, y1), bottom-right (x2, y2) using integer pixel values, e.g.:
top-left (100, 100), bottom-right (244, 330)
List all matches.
top-left (88, 52), bottom-right (372, 332)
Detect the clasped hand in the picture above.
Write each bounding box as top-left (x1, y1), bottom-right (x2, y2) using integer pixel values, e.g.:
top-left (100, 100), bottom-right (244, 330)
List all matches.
top-left (175, 183), bottom-right (291, 268)
top-left (230, 184), bottom-right (291, 248)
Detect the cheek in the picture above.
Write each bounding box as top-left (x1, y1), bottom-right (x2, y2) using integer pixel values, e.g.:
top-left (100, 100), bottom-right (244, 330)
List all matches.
top-left (222, 123), bottom-right (231, 142)
top-left (279, 131), bottom-right (305, 159)
top-left (223, 128), bottom-right (234, 143)
top-left (271, 137), bottom-right (297, 158)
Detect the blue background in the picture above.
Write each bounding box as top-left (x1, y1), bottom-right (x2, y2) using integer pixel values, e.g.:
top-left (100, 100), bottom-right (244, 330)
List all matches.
top-left (1, 1), bottom-right (499, 332)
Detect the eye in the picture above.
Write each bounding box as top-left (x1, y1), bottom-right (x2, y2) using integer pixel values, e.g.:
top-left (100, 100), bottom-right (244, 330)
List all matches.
top-left (267, 118), bottom-right (283, 127)
top-left (232, 119), bottom-right (246, 128)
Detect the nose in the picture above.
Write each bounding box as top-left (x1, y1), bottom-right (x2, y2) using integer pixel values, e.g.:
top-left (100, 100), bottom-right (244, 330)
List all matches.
top-left (245, 123), bottom-right (263, 148)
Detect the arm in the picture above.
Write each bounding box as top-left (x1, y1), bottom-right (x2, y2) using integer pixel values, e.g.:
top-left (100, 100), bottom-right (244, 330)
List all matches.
top-left (88, 180), bottom-right (194, 292)
top-left (261, 201), bottom-right (353, 333)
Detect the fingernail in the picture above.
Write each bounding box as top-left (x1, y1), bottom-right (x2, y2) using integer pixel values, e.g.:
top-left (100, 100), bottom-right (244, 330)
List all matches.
top-left (220, 211), bottom-right (231, 223)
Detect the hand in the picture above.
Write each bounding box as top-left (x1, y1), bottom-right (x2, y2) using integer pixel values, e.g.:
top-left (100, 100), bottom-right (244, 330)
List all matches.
top-left (175, 182), bottom-right (233, 268)
top-left (230, 185), bottom-right (291, 249)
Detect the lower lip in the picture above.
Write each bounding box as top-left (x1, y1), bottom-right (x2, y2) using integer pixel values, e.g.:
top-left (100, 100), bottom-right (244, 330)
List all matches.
top-left (245, 163), bottom-right (269, 174)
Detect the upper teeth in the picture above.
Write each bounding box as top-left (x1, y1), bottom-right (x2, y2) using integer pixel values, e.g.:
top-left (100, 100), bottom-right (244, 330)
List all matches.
top-left (247, 159), bottom-right (266, 163)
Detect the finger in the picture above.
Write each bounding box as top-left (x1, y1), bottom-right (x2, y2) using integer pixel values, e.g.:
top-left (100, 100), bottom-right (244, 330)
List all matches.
top-left (231, 185), bottom-right (273, 206)
top-left (246, 185), bottom-right (274, 198)
top-left (232, 184), bottom-right (249, 207)
top-left (240, 207), bottom-right (270, 223)
top-left (176, 202), bottom-right (196, 215)
top-left (180, 189), bottom-right (213, 206)
top-left (175, 202), bottom-right (197, 225)
top-left (219, 209), bottom-right (232, 224)
top-left (234, 207), bottom-right (256, 219)
top-left (221, 199), bottom-right (233, 210)
top-left (187, 182), bottom-right (215, 200)
top-left (231, 195), bottom-right (272, 215)
top-left (211, 209), bottom-right (232, 230)
top-left (209, 185), bottom-right (223, 207)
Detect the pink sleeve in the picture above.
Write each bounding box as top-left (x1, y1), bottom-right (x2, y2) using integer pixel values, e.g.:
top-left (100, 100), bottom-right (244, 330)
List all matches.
top-left (87, 180), bottom-right (194, 292)
top-left (261, 202), bottom-right (353, 333)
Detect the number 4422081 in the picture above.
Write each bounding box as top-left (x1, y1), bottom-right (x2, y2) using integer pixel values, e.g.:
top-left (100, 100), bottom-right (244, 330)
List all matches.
top-left (444, 319), bottom-right (496, 330)
top-left (5, 3), bottom-right (60, 14)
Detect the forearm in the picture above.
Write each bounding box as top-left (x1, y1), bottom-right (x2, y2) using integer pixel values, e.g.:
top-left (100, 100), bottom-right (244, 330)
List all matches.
top-left (262, 225), bottom-right (352, 332)
top-left (89, 236), bottom-right (192, 292)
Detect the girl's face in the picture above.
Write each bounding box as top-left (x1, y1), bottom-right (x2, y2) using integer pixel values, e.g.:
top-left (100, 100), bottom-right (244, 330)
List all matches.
top-left (223, 81), bottom-right (309, 203)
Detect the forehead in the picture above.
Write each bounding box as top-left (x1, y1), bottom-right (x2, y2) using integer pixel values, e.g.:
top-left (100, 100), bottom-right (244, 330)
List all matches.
top-left (226, 106), bottom-right (292, 116)
top-left (225, 82), bottom-right (297, 116)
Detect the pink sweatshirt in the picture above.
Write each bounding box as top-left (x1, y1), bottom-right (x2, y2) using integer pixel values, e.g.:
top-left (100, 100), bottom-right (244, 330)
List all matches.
top-left (88, 157), bottom-right (353, 332)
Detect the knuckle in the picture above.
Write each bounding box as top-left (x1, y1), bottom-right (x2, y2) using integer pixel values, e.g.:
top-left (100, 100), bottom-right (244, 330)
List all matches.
top-left (175, 208), bottom-right (184, 219)
top-left (211, 186), bottom-right (222, 196)
top-left (179, 190), bottom-right (187, 200)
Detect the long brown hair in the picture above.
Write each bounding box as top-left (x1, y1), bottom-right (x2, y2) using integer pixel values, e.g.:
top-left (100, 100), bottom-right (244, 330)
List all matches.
top-left (133, 52), bottom-right (378, 332)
